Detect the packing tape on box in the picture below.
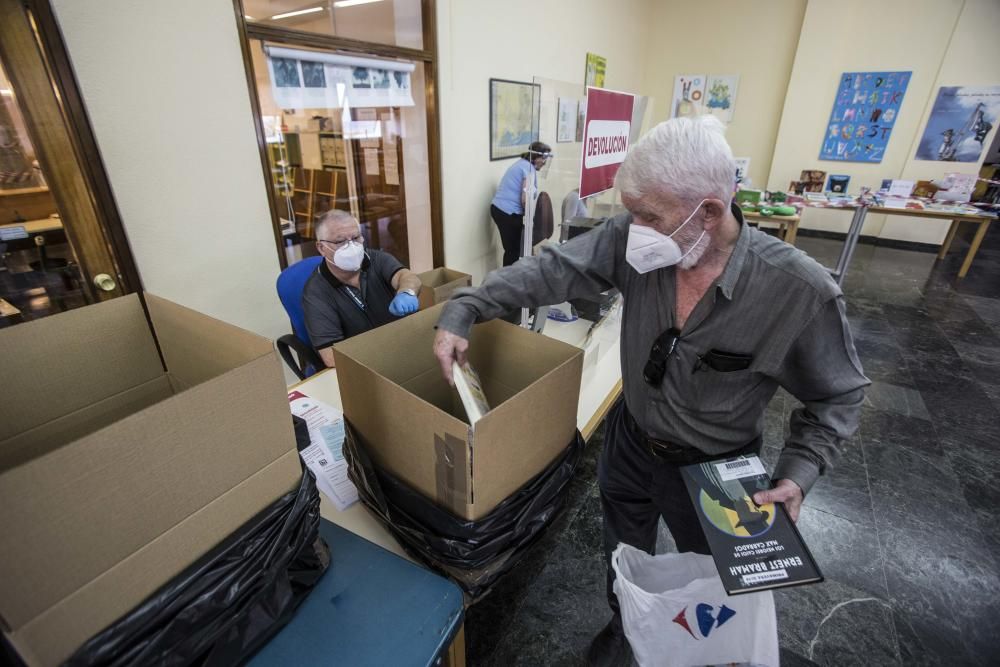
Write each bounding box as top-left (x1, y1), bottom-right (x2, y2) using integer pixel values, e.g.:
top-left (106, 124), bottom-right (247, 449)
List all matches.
top-left (434, 433), bottom-right (469, 508)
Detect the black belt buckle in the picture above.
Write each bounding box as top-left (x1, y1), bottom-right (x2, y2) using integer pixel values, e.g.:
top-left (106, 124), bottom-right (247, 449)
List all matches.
top-left (646, 437), bottom-right (688, 461)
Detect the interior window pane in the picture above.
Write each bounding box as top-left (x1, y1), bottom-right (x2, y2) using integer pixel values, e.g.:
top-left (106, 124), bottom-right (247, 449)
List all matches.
top-left (0, 58), bottom-right (91, 326)
top-left (251, 40), bottom-right (433, 271)
top-left (244, 0), bottom-right (424, 50)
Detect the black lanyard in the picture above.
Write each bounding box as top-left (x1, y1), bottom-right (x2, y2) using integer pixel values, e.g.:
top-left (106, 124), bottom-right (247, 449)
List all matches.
top-left (341, 282), bottom-right (375, 326)
top-left (341, 285), bottom-right (366, 312)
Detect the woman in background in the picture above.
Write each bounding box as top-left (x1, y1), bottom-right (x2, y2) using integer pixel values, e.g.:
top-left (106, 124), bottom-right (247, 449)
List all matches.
top-left (490, 141), bottom-right (552, 266)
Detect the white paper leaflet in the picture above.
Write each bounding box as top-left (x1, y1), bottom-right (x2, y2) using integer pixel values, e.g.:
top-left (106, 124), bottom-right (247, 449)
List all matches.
top-left (715, 456), bottom-right (767, 481)
top-left (288, 390), bottom-right (358, 510)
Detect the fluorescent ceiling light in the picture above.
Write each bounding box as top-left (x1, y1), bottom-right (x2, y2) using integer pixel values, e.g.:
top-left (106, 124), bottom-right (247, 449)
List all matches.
top-left (334, 0), bottom-right (383, 7)
top-left (271, 7), bottom-right (323, 20)
top-left (0, 89), bottom-right (12, 96)
top-left (245, 15), bottom-right (254, 20)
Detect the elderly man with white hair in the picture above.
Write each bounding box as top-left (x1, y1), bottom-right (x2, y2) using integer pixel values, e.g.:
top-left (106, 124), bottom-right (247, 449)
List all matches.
top-left (433, 116), bottom-right (868, 665)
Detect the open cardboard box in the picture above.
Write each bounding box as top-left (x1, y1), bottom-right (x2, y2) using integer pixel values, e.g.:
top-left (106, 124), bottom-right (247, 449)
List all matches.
top-left (0, 294), bottom-right (300, 666)
top-left (332, 304), bottom-right (583, 521)
top-left (417, 267), bottom-right (472, 310)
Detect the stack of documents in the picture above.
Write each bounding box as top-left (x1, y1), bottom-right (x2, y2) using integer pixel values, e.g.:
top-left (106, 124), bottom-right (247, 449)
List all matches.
top-left (288, 390), bottom-right (358, 510)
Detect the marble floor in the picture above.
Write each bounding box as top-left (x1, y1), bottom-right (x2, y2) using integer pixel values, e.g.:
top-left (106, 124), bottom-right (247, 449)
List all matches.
top-left (465, 224), bottom-right (1000, 666)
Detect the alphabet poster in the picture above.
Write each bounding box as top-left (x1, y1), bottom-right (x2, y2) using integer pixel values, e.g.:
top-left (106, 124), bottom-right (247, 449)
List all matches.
top-left (819, 71), bottom-right (911, 163)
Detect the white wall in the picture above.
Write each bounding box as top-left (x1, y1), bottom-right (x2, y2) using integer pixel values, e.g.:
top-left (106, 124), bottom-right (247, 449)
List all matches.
top-left (50, 0), bottom-right (1000, 345)
top-left (767, 0), bottom-right (967, 241)
top-left (884, 0), bottom-right (1000, 243)
top-left (641, 0), bottom-right (807, 191)
top-left (51, 0), bottom-right (289, 339)
top-left (435, 0), bottom-right (652, 282)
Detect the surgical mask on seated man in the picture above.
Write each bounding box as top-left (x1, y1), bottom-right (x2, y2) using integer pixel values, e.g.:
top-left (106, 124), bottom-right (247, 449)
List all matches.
top-left (333, 240), bottom-right (365, 272)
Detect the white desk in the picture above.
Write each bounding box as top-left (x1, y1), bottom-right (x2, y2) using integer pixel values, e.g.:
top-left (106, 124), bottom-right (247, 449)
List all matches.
top-left (290, 311), bottom-right (623, 559)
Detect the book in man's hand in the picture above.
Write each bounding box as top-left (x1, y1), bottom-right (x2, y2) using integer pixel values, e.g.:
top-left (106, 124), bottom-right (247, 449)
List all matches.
top-left (680, 455), bottom-right (823, 595)
top-left (452, 361), bottom-right (491, 425)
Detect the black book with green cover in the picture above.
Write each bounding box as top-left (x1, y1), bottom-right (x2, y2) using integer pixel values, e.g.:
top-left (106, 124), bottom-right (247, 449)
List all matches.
top-left (680, 455), bottom-right (823, 595)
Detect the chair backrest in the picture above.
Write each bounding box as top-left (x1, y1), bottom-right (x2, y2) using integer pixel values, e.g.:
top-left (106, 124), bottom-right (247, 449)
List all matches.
top-left (276, 256), bottom-right (324, 345)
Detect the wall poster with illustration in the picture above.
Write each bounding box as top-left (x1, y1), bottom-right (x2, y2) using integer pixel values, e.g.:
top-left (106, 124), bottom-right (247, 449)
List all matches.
top-left (819, 71), bottom-right (911, 163)
top-left (489, 78), bottom-right (541, 161)
top-left (914, 86), bottom-right (1000, 162)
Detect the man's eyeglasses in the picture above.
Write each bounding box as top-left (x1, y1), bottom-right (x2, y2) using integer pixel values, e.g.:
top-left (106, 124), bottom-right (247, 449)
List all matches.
top-left (318, 234), bottom-right (363, 249)
top-left (643, 328), bottom-right (681, 386)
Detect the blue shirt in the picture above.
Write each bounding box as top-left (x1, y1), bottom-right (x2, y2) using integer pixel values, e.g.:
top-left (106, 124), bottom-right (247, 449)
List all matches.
top-left (491, 158), bottom-right (536, 215)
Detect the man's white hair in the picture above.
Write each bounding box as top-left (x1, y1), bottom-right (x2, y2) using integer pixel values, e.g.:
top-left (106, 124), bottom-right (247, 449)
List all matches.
top-left (615, 115), bottom-right (736, 207)
top-left (315, 209), bottom-right (359, 241)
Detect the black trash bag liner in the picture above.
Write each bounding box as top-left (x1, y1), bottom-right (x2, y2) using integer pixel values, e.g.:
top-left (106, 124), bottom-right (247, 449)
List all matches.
top-left (344, 423), bottom-right (584, 599)
top-left (64, 469), bottom-right (330, 667)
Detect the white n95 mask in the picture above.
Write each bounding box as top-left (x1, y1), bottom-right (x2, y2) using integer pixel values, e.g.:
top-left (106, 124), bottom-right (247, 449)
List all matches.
top-left (625, 199), bottom-right (707, 274)
top-left (333, 241), bottom-right (365, 272)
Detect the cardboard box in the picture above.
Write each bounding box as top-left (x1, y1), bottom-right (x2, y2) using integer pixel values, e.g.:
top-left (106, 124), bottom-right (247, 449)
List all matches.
top-left (417, 267), bottom-right (472, 310)
top-left (332, 305), bottom-right (583, 521)
top-left (0, 294), bottom-right (300, 666)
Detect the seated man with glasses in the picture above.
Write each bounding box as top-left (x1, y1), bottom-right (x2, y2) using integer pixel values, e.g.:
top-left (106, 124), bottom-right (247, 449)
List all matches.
top-left (432, 116), bottom-right (868, 666)
top-left (302, 209), bottom-right (423, 367)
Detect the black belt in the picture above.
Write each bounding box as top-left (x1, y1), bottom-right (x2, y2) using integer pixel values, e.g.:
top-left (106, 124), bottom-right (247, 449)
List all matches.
top-left (623, 408), bottom-right (760, 465)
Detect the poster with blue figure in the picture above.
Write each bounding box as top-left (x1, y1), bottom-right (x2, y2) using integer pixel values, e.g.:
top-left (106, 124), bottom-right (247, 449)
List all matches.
top-left (914, 86), bottom-right (1000, 162)
top-left (819, 71), bottom-right (911, 163)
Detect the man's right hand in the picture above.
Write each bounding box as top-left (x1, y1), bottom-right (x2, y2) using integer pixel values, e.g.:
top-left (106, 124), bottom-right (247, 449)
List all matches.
top-left (434, 329), bottom-right (469, 386)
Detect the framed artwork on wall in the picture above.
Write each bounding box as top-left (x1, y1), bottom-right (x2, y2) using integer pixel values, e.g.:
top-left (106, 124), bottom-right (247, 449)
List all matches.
top-left (557, 97), bottom-right (577, 143)
top-left (584, 52), bottom-right (606, 93)
top-left (489, 78), bottom-right (541, 161)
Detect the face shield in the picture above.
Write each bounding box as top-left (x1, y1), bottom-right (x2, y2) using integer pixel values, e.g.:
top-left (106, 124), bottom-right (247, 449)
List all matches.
top-left (528, 149), bottom-right (554, 178)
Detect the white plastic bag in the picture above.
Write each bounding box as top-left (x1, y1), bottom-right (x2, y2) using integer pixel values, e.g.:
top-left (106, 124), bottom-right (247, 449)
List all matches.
top-left (612, 543), bottom-right (779, 667)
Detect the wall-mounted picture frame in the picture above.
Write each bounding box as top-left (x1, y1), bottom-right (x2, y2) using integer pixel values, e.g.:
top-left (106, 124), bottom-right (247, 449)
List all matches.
top-left (556, 97), bottom-right (577, 143)
top-left (490, 78), bottom-right (541, 161)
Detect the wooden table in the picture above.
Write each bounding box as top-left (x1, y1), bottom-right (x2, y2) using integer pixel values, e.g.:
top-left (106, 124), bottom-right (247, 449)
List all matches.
top-left (745, 203), bottom-right (995, 283)
top-left (867, 206), bottom-right (995, 279)
top-left (0, 217), bottom-right (64, 236)
top-left (742, 210), bottom-right (801, 246)
top-left (821, 204), bottom-right (996, 283)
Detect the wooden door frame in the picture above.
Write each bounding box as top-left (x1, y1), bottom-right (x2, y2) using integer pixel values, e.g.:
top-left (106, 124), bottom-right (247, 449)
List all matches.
top-left (0, 0), bottom-right (140, 299)
top-left (232, 0), bottom-right (445, 269)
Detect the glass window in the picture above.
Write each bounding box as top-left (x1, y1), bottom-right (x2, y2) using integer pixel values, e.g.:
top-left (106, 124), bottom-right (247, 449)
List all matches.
top-left (251, 40), bottom-right (433, 270)
top-left (0, 58), bottom-right (90, 326)
top-left (244, 0), bottom-right (424, 49)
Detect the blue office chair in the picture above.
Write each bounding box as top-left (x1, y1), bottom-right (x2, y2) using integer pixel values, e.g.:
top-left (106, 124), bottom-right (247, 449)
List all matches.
top-left (276, 256), bottom-right (326, 381)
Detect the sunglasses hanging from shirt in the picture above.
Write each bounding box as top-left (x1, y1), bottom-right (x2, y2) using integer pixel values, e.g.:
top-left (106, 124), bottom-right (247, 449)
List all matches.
top-left (643, 327), bottom-right (681, 386)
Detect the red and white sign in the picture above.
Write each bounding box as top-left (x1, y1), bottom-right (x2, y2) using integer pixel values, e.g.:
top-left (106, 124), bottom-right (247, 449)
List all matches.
top-left (579, 87), bottom-right (636, 198)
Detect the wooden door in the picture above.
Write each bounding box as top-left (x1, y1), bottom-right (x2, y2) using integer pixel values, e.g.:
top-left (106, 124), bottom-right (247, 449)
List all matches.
top-left (0, 0), bottom-right (136, 325)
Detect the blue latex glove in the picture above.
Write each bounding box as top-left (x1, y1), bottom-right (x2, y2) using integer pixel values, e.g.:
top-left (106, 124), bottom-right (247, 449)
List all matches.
top-left (389, 292), bottom-right (419, 317)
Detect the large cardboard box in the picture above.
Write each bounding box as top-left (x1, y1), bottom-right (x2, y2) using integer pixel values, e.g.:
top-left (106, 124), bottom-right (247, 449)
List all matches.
top-left (417, 267), bottom-right (472, 310)
top-left (0, 294), bottom-right (301, 666)
top-left (332, 304), bottom-right (583, 520)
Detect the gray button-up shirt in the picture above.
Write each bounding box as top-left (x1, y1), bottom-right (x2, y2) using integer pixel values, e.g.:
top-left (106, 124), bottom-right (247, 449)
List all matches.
top-left (437, 207), bottom-right (869, 494)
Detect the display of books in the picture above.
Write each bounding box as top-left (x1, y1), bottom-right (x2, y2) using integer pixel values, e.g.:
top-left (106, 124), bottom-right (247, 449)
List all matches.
top-left (453, 361), bottom-right (491, 425)
top-left (680, 455), bottom-right (823, 595)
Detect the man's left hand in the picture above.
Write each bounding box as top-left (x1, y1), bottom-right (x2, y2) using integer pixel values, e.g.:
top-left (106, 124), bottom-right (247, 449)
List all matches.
top-left (389, 292), bottom-right (419, 316)
top-left (753, 479), bottom-right (804, 523)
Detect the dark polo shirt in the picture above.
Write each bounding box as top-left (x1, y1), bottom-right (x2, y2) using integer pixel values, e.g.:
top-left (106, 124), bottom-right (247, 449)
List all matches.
top-left (301, 250), bottom-right (404, 349)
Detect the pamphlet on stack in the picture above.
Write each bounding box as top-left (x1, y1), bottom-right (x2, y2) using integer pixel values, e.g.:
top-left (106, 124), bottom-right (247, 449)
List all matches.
top-left (288, 390), bottom-right (358, 510)
top-left (680, 455), bottom-right (822, 595)
top-left (452, 361), bottom-right (491, 425)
